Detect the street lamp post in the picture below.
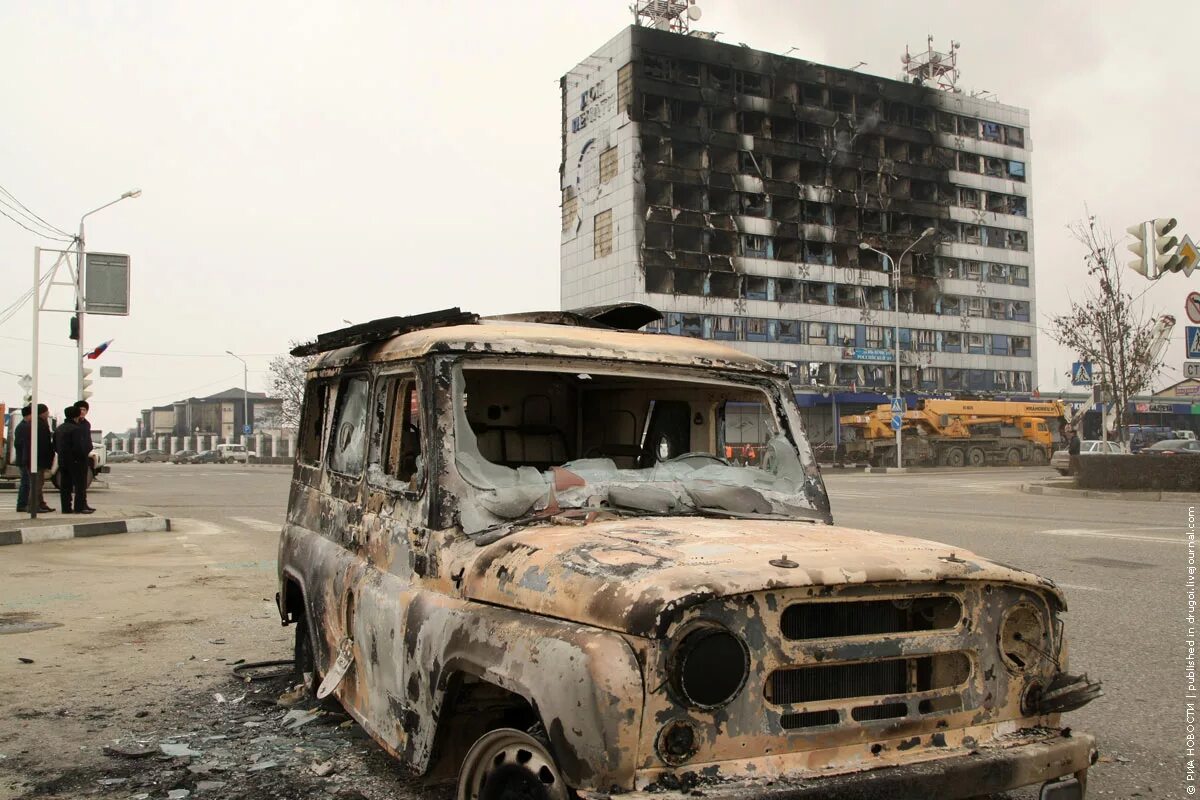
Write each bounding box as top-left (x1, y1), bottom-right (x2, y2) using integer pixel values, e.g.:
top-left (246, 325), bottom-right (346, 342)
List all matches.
top-left (859, 227), bottom-right (936, 469)
top-left (77, 189), bottom-right (141, 399)
top-left (226, 351), bottom-right (249, 443)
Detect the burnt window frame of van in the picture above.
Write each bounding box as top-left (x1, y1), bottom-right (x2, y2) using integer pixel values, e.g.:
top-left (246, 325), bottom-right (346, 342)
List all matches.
top-left (368, 369), bottom-right (426, 501)
top-left (298, 378), bottom-right (336, 467)
top-left (325, 373), bottom-right (372, 478)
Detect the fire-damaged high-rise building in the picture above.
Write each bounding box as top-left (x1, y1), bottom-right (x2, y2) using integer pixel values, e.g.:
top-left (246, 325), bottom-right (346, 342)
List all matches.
top-left (560, 23), bottom-right (1036, 433)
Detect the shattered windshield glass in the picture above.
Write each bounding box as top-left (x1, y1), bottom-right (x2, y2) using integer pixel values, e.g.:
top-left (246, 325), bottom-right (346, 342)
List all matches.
top-left (450, 363), bottom-right (830, 534)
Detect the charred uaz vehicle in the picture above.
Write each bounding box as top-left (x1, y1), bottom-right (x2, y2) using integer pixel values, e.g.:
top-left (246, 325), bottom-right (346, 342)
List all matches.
top-left (277, 306), bottom-right (1100, 800)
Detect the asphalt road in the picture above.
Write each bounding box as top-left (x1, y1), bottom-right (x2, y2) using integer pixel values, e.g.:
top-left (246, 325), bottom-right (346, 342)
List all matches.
top-left (0, 464), bottom-right (1184, 799)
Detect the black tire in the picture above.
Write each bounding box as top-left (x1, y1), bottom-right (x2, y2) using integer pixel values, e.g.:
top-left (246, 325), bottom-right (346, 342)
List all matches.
top-left (1005, 448), bottom-right (1022, 466)
top-left (1030, 447), bottom-right (1048, 466)
top-left (967, 447), bottom-right (986, 467)
top-left (944, 447), bottom-right (965, 468)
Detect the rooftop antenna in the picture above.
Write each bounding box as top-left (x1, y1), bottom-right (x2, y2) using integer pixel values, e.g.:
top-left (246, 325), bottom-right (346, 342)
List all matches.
top-left (901, 35), bottom-right (961, 92)
top-left (632, 0), bottom-right (701, 34)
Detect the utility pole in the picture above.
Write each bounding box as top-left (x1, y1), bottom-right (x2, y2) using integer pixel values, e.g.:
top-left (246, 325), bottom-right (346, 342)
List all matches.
top-left (859, 227), bottom-right (936, 469)
top-left (226, 351), bottom-right (249, 442)
top-left (30, 248), bottom-right (41, 518)
top-left (76, 189), bottom-right (141, 400)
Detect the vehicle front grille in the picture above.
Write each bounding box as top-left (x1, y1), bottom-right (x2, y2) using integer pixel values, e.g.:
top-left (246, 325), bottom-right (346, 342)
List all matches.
top-left (767, 653), bottom-right (969, 705)
top-left (780, 596), bottom-right (962, 640)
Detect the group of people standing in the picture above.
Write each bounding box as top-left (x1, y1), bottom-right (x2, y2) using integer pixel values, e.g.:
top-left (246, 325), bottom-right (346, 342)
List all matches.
top-left (13, 399), bottom-right (96, 514)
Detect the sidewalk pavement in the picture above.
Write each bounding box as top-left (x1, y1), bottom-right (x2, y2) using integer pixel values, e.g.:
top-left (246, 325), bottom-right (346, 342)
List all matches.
top-left (0, 505), bottom-right (171, 546)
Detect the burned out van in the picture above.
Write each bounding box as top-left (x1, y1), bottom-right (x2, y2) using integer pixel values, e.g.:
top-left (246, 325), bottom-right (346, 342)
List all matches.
top-left (276, 306), bottom-right (1100, 800)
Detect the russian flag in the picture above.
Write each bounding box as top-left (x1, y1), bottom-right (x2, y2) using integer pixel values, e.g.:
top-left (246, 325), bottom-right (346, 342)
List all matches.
top-left (85, 339), bottom-right (113, 360)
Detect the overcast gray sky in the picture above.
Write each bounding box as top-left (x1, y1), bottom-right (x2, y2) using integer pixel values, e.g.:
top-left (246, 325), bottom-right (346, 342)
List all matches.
top-left (2, 0), bottom-right (1198, 433)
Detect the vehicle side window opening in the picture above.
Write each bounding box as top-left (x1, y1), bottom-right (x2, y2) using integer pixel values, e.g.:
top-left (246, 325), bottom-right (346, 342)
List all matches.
top-left (299, 382), bottom-right (332, 465)
top-left (376, 375), bottom-right (423, 486)
top-left (328, 376), bottom-right (370, 476)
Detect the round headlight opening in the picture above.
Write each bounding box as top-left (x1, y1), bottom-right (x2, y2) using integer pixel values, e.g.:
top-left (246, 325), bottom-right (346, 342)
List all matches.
top-left (999, 603), bottom-right (1048, 674)
top-left (672, 626), bottom-right (749, 708)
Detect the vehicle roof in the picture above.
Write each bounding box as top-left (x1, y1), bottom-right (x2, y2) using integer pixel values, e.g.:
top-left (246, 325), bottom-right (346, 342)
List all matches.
top-left (309, 319), bottom-right (782, 376)
top-left (1151, 439), bottom-right (1192, 446)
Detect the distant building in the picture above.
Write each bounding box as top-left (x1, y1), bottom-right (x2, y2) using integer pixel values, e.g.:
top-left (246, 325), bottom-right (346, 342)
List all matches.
top-left (560, 25), bottom-right (1036, 440)
top-left (137, 387), bottom-right (286, 440)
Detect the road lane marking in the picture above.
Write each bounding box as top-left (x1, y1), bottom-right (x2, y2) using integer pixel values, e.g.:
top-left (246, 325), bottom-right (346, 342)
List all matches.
top-left (231, 517), bottom-right (280, 532)
top-left (1054, 583), bottom-right (1107, 592)
top-left (1038, 528), bottom-right (1182, 544)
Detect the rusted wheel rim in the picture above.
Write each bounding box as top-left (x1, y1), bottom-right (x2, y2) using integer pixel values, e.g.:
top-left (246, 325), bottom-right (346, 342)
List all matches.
top-left (457, 728), bottom-right (568, 800)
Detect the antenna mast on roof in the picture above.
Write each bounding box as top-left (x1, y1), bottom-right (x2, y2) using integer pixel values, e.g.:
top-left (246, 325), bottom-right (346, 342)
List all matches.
top-left (901, 35), bottom-right (961, 92)
top-left (633, 0), bottom-right (702, 34)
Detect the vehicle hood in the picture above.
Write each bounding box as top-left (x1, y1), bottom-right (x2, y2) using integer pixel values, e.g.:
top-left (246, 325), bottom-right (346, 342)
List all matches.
top-left (460, 517), bottom-right (1060, 638)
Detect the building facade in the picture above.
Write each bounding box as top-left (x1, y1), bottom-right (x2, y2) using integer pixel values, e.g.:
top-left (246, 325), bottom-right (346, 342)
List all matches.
top-left (560, 26), bottom-right (1036, 428)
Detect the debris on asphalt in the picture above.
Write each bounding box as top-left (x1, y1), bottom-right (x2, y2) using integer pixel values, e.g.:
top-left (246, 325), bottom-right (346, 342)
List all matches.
top-left (160, 742), bottom-right (202, 758)
top-left (17, 657), bottom-right (34, 664)
top-left (102, 742), bottom-right (156, 759)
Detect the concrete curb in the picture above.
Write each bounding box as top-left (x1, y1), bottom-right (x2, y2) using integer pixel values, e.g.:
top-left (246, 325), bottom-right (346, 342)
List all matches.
top-left (1020, 482), bottom-right (1200, 502)
top-left (0, 515), bottom-right (171, 547)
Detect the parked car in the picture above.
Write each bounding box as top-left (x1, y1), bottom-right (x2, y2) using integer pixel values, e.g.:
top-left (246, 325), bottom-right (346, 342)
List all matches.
top-left (215, 443), bottom-right (250, 464)
top-left (1050, 439), bottom-right (1127, 475)
top-left (134, 449), bottom-right (169, 463)
top-left (1174, 430), bottom-right (1198, 441)
top-left (276, 307), bottom-right (1099, 800)
top-left (170, 449), bottom-right (197, 464)
top-left (107, 451), bottom-right (135, 463)
top-left (190, 449), bottom-right (221, 464)
top-left (1141, 438), bottom-right (1200, 455)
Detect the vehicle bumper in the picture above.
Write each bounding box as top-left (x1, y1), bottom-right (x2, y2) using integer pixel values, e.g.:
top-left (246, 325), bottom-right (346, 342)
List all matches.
top-left (585, 729), bottom-right (1096, 800)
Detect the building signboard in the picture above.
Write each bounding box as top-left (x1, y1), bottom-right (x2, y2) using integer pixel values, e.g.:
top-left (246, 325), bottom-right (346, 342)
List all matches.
top-left (842, 347), bottom-right (893, 363)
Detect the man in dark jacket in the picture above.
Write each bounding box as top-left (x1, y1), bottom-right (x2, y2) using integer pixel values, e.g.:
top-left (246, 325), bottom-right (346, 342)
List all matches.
top-left (14, 404), bottom-right (54, 513)
top-left (73, 399), bottom-right (96, 512)
top-left (54, 406), bottom-right (93, 514)
top-left (1067, 426), bottom-right (1082, 476)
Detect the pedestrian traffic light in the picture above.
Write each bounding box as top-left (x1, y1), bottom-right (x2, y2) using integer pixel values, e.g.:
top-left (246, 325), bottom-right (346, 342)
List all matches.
top-left (81, 367), bottom-right (94, 401)
top-left (69, 314), bottom-right (79, 340)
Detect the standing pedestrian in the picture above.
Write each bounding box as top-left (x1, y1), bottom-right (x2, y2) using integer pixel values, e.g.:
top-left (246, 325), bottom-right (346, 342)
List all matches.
top-left (1067, 426), bottom-right (1082, 476)
top-left (54, 406), bottom-right (93, 514)
top-left (72, 399), bottom-right (96, 513)
top-left (13, 404), bottom-right (53, 513)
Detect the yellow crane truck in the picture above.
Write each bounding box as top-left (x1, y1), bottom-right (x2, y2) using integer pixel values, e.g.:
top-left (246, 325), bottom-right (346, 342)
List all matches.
top-left (839, 399), bottom-right (1066, 467)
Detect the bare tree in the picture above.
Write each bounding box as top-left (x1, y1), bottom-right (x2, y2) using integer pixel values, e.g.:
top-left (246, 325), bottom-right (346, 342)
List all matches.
top-left (1048, 215), bottom-right (1165, 440)
top-left (267, 341), bottom-right (312, 429)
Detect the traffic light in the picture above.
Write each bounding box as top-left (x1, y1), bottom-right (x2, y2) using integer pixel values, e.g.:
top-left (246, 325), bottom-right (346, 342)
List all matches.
top-left (69, 314), bottom-right (79, 340)
top-left (81, 367), bottom-right (94, 401)
top-left (1127, 218), bottom-right (1179, 279)
top-left (1152, 218), bottom-right (1180, 272)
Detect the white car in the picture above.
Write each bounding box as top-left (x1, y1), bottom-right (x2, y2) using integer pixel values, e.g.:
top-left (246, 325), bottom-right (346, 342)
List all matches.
top-left (215, 443), bottom-right (250, 464)
top-left (1050, 439), bottom-right (1127, 475)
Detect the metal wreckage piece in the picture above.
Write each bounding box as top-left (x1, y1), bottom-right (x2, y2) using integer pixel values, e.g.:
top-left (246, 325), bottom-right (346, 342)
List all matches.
top-left (276, 309), bottom-right (1100, 800)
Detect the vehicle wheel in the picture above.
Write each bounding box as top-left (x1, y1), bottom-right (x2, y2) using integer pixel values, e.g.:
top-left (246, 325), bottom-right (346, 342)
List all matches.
top-left (1005, 448), bottom-right (1022, 466)
top-left (1030, 447), bottom-right (1048, 466)
top-left (967, 447), bottom-right (986, 467)
top-left (457, 728), bottom-right (568, 800)
top-left (1056, 469), bottom-right (1069, 476)
top-left (943, 448), bottom-right (965, 468)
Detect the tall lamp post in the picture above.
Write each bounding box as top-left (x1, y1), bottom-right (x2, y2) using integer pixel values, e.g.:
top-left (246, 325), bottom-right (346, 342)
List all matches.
top-left (226, 351), bottom-right (249, 443)
top-left (77, 189), bottom-right (141, 399)
top-left (859, 227), bottom-right (936, 469)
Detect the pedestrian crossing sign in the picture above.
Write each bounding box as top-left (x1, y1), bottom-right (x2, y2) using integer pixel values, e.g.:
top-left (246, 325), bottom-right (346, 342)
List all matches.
top-left (1070, 362), bottom-right (1093, 386)
top-left (890, 397), bottom-right (906, 413)
top-left (1188, 327), bottom-right (1200, 360)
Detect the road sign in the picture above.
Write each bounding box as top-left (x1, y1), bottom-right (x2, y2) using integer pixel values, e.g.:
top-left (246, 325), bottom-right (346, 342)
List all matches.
top-left (1188, 327), bottom-right (1200, 359)
top-left (242, 424), bottom-right (252, 435)
top-left (1186, 362), bottom-right (1200, 379)
top-left (1179, 235), bottom-right (1199, 278)
top-left (1187, 292), bottom-right (1200, 324)
top-left (84, 252), bottom-right (130, 316)
top-left (889, 397), bottom-right (906, 413)
top-left (890, 414), bottom-right (903, 431)
top-left (99, 366), bottom-right (123, 377)
top-left (1071, 361), bottom-right (1093, 386)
